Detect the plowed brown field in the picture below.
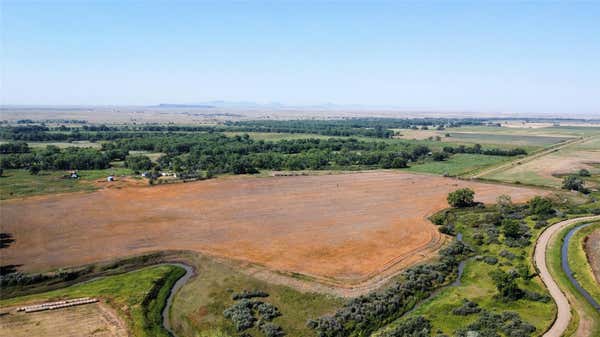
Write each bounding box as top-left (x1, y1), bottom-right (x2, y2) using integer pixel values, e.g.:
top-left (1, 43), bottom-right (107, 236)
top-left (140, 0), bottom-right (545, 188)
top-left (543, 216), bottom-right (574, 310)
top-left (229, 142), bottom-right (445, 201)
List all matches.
top-left (0, 171), bottom-right (546, 284)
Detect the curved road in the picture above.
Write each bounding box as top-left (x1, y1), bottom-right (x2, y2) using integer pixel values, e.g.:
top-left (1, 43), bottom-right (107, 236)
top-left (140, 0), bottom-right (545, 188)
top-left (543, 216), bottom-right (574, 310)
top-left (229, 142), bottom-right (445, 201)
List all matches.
top-left (534, 215), bottom-right (600, 337)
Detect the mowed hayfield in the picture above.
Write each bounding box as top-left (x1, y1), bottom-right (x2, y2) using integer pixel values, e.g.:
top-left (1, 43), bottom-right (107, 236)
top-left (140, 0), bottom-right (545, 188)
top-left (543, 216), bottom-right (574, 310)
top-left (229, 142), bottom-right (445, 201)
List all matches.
top-left (482, 136), bottom-right (600, 188)
top-left (0, 171), bottom-right (546, 286)
top-left (393, 125), bottom-right (600, 148)
top-left (0, 265), bottom-right (182, 337)
top-left (0, 303), bottom-right (128, 337)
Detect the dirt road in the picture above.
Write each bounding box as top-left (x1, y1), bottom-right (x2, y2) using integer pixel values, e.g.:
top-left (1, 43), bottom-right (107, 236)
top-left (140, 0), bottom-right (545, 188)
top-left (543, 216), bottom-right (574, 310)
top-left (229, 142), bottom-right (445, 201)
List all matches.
top-left (534, 215), bottom-right (600, 337)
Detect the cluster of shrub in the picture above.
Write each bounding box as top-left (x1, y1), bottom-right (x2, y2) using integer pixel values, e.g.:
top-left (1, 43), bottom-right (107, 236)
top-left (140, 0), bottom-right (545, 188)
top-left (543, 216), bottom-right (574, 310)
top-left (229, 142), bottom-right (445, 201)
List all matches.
top-left (379, 306), bottom-right (536, 337)
top-left (307, 240), bottom-right (472, 337)
top-left (0, 266), bottom-right (92, 288)
top-left (223, 290), bottom-right (285, 337)
top-left (380, 316), bottom-right (432, 337)
top-left (0, 141), bottom-right (30, 154)
top-left (455, 310), bottom-right (536, 337)
top-left (452, 299), bottom-right (482, 316)
top-left (232, 290), bottom-right (269, 300)
top-left (562, 170), bottom-right (592, 194)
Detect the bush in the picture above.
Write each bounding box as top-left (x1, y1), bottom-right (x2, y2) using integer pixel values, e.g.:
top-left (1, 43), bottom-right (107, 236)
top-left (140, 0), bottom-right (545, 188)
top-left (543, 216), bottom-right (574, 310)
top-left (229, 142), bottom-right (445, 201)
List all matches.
top-left (499, 250), bottom-right (516, 260)
top-left (455, 311), bottom-right (536, 337)
top-left (429, 211), bottom-right (448, 226)
top-left (534, 219), bottom-right (548, 229)
top-left (447, 188), bottom-right (475, 208)
top-left (452, 299), bottom-right (482, 316)
top-left (483, 256), bottom-right (498, 265)
top-left (579, 169), bottom-right (591, 177)
top-left (260, 323), bottom-right (285, 337)
top-left (528, 196), bottom-right (554, 216)
top-left (223, 299), bottom-right (257, 331)
top-left (489, 269), bottom-right (523, 300)
top-left (381, 316), bottom-right (431, 337)
top-left (232, 290), bottom-right (269, 300)
top-left (562, 175), bottom-right (588, 193)
top-left (432, 152), bottom-right (449, 161)
top-left (391, 157), bottom-right (408, 168)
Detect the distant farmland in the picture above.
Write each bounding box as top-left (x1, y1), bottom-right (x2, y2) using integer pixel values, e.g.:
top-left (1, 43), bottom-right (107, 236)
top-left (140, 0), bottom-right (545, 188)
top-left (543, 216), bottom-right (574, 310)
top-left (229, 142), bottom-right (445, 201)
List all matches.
top-left (445, 132), bottom-right (572, 147)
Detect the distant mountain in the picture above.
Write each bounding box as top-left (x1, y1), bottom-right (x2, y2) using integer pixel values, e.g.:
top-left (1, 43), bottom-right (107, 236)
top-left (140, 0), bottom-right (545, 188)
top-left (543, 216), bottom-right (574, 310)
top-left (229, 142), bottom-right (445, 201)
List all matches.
top-left (153, 103), bottom-right (216, 108)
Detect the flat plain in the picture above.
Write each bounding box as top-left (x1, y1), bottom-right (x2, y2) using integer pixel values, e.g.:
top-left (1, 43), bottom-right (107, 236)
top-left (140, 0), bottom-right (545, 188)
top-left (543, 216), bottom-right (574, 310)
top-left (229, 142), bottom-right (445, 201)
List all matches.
top-left (0, 171), bottom-right (546, 286)
top-left (482, 136), bottom-right (600, 188)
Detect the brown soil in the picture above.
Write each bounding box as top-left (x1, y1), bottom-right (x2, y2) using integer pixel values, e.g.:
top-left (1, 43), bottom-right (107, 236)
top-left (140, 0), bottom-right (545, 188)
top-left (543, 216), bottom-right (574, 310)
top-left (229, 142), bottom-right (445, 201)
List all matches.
top-left (0, 171), bottom-right (545, 284)
top-left (0, 302), bottom-right (128, 337)
top-left (585, 228), bottom-right (600, 284)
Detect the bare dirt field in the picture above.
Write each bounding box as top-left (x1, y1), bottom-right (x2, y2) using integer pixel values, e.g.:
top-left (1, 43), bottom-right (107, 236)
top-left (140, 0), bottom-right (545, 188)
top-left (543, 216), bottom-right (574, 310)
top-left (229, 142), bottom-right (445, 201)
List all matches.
top-left (0, 302), bottom-right (127, 337)
top-left (0, 171), bottom-right (546, 285)
top-left (585, 228), bottom-right (600, 284)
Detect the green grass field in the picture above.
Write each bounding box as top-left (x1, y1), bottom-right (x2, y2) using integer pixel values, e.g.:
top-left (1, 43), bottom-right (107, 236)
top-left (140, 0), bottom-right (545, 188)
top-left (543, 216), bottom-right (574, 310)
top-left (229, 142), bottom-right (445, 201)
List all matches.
top-left (482, 136), bottom-right (600, 188)
top-left (0, 168), bottom-right (134, 200)
top-left (170, 255), bottom-right (345, 337)
top-left (372, 209), bottom-right (556, 337)
top-left (450, 125), bottom-right (600, 137)
top-left (547, 221), bottom-right (600, 336)
top-left (445, 132), bottom-right (571, 147)
top-left (0, 265), bottom-right (185, 337)
top-left (406, 154), bottom-right (512, 177)
top-left (568, 222), bottom-right (600, 305)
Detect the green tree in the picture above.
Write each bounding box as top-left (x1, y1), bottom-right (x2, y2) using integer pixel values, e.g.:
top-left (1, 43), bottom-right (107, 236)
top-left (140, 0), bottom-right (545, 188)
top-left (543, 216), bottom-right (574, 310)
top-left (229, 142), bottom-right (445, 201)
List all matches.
top-left (528, 196), bottom-right (554, 216)
top-left (124, 155), bottom-right (152, 171)
top-left (432, 152), bottom-right (449, 161)
top-left (447, 188), bottom-right (475, 208)
top-left (28, 165), bottom-right (41, 175)
top-left (579, 169), bottom-right (591, 177)
top-left (502, 219), bottom-right (522, 239)
top-left (562, 175), bottom-right (586, 192)
top-left (390, 157), bottom-right (408, 168)
top-left (489, 269), bottom-right (522, 300)
top-left (496, 194), bottom-right (513, 214)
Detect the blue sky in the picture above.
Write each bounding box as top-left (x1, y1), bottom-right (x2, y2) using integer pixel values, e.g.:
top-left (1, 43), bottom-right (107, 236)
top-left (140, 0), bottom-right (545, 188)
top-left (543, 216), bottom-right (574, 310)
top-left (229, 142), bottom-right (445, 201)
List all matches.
top-left (1, 1), bottom-right (599, 115)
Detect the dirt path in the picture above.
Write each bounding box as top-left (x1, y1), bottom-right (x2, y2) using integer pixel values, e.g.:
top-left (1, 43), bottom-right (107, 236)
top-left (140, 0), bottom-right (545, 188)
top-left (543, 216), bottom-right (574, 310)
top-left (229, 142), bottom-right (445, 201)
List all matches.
top-left (534, 215), bottom-right (600, 337)
top-left (471, 137), bottom-right (586, 179)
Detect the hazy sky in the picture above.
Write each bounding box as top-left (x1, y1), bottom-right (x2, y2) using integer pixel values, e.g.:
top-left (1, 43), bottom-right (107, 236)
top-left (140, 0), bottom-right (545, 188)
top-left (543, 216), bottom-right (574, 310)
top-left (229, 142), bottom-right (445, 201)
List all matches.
top-left (1, 1), bottom-right (599, 115)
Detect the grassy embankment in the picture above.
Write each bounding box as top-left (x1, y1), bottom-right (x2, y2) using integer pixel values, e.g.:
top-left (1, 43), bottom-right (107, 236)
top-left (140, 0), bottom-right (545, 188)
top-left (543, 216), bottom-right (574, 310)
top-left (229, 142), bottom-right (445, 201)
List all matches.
top-left (569, 222), bottom-right (600, 304)
top-left (372, 208), bottom-right (558, 337)
top-left (0, 265), bottom-right (185, 337)
top-left (169, 254), bottom-right (345, 337)
top-left (547, 221), bottom-right (600, 336)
